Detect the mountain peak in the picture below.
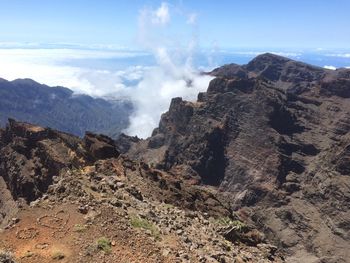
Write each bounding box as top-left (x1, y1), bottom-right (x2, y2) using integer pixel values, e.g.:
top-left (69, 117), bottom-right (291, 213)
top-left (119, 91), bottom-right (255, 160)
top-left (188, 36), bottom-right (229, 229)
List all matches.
top-left (11, 78), bottom-right (42, 86)
top-left (211, 53), bottom-right (326, 85)
top-left (246, 52), bottom-right (292, 68)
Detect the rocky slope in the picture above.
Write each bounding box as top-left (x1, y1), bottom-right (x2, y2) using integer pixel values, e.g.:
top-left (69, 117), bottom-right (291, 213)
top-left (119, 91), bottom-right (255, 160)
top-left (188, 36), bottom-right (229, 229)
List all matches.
top-left (0, 78), bottom-right (132, 138)
top-left (0, 120), bottom-right (282, 262)
top-left (122, 53), bottom-right (350, 262)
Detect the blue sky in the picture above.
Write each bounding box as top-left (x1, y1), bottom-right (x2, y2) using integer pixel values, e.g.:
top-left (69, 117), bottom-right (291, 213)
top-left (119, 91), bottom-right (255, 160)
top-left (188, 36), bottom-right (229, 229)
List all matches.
top-left (1, 0), bottom-right (350, 49)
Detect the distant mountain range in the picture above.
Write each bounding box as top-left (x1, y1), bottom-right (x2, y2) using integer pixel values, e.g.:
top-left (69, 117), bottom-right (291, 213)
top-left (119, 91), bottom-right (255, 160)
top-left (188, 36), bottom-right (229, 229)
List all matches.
top-left (0, 78), bottom-right (132, 138)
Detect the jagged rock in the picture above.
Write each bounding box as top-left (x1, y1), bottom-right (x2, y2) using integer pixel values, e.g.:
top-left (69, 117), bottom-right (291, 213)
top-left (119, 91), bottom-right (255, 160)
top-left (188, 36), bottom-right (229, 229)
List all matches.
top-left (0, 119), bottom-right (118, 201)
top-left (0, 124), bottom-right (280, 262)
top-left (124, 53), bottom-right (350, 262)
top-left (84, 132), bottom-right (119, 161)
top-left (1, 53), bottom-right (349, 262)
top-left (115, 133), bottom-right (140, 154)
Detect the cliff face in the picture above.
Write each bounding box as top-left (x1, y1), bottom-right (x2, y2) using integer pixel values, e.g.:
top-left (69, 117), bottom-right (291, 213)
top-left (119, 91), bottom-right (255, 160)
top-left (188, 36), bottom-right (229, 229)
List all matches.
top-left (0, 120), bottom-right (281, 263)
top-left (0, 119), bottom-right (119, 202)
top-left (124, 53), bottom-right (350, 262)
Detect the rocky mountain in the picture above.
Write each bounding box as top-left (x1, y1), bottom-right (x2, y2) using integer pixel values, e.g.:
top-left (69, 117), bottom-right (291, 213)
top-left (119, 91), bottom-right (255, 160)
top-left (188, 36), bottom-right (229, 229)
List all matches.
top-left (0, 78), bottom-right (132, 138)
top-left (0, 120), bottom-right (282, 262)
top-left (1, 53), bottom-right (349, 262)
top-left (121, 53), bottom-right (350, 262)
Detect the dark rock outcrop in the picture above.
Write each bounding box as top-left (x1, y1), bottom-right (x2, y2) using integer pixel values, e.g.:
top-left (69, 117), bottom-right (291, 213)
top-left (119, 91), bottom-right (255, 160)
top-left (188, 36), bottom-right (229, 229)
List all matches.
top-left (84, 132), bottom-right (119, 160)
top-left (0, 119), bottom-right (119, 201)
top-left (124, 53), bottom-right (350, 262)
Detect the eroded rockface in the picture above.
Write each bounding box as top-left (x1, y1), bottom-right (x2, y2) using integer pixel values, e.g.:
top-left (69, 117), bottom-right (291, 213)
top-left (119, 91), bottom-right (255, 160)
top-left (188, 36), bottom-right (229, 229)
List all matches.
top-left (123, 53), bottom-right (350, 262)
top-left (0, 119), bottom-right (119, 202)
top-left (0, 120), bottom-right (284, 263)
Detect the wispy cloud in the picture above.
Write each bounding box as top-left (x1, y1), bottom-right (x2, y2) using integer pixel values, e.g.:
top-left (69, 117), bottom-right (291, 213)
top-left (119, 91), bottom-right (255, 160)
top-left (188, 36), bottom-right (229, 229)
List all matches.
top-left (151, 2), bottom-right (170, 25)
top-left (325, 53), bottom-right (350, 58)
top-left (223, 50), bottom-right (302, 58)
top-left (187, 13), bottom-right (198, 25)
top-left (124, 2), bottom-right (212, 138)
top-left (324, 65), bottom-right (336, 70)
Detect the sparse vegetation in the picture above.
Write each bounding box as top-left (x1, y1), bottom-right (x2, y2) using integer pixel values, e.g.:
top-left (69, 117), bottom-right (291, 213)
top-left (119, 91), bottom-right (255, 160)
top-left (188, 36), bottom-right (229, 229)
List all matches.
top-left (162, 203), bottom-right (174, 210)
top-left (73, 224), bottom-right (87, 232)
top-left (51, 251), bottom-right (65, 260)
top-left (216, 217), bottom-right (248, 232)
top-left (23, 251), bottom-right (34, 258)
top-left (96, 237), bottom-right (112, 254)
top-left (130, 216), bottom-right (160, 240)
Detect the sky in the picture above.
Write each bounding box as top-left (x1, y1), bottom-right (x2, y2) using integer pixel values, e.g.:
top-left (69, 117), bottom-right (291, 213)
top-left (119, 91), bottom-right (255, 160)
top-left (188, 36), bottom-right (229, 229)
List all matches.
top-left (1, 0), bottom-right (350, 49)
top-left (0, 1), bottom-right (350, 138)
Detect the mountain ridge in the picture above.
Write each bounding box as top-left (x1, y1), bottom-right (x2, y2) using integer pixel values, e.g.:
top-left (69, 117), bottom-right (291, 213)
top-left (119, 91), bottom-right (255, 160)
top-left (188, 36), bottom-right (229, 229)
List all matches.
top-left (0, 77), bottom-right (133, 138)
top-left (0, 119), bottom-right (283, 262)
top-left (120, 53), bottom-right (350, 262)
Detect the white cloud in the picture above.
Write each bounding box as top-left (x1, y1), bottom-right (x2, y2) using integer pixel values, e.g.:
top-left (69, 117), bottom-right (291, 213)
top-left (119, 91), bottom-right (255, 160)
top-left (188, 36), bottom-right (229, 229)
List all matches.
top-left (123, 50), bottom-right (212, 138)
top-left (226, 50), bottom-right (302, 57)
top-left (324, 65), bottom-right (337, 70)
top-left (0, 43), bottom-right (212, 138)
top-left (0, 48), bottom-right (148, 97)
top-left (0, 3), bottom-right (211, 139)
top-left (152, 2), bottom-right (170, 25)
top-left (187, 13), bottom-right (197, 25)
top-left (122, 2), bottom-right (212, 138)
top-left (326, 53), bottom-right (350, 58)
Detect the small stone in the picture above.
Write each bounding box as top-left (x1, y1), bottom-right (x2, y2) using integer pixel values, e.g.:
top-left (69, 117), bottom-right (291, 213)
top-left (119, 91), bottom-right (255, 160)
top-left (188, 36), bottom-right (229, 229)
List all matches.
top-left (116, 182), bottom-right (125, 188)
top-left (11, 218), bottom-right (19, 224)
top-left (176, 229), bottom-right (184, 235)
top-left (109, 198), bottom-right (122, 207)
top-left (78, 205), bottom-right (89, 214)
top-left (162, 249), bottom-right (171, 257)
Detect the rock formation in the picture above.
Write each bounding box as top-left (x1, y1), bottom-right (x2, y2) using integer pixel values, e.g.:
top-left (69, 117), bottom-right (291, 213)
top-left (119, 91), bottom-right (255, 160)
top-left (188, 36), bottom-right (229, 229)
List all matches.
top-left (0, 119), bottom-right (119, 202)
top-left (124, 53), bottom-right (350, 262)
top-left (0, 119), bottom-right (280, 262)
top-left (1, 53), bottom-right (349, 262)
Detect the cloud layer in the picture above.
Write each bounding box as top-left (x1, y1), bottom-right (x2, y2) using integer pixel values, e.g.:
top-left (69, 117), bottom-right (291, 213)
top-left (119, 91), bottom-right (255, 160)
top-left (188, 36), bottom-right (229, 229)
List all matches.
top-left (324, 65), bottom-right (337, 70)
top-left (0, 48), bottom-right (149, 96)
top-left (0, 3), bottom-right (212, 139)
top-left (123, 2), bottom-right (212, 138)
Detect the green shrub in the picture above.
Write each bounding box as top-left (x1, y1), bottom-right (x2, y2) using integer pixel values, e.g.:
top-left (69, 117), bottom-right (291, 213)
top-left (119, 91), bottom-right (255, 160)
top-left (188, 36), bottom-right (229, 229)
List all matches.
top-left (162, 203), bottom-right (174, 210)
top-left (73, 224), bottom-right (87, 232)
top-left (216, 217), bottom-right (248, 232)
top-left (96, 237), bottom-right (112, 254)
top-left (216, 216), bottom-right (233, 226)
top-left (130, 216), bottom-right (160, 240)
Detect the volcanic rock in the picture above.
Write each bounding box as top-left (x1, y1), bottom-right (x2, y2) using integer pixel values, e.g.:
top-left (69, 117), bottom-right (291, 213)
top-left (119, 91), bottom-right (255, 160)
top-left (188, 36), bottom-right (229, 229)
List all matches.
top-left (0, 119), bottom-right (119, 201)
top-left (124, 53), bottom-right (350, 262)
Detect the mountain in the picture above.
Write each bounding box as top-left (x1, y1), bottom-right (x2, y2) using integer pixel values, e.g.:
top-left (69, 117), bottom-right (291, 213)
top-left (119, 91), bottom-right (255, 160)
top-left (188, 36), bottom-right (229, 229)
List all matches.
top-left (0, 120), bottom-right (282, 262)
top-left (1, 53), bottom-right (350, 262)
top-left (0, 78), bottom-right (133, 138)
top-left (120, 53), bottom-right (350, 262)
